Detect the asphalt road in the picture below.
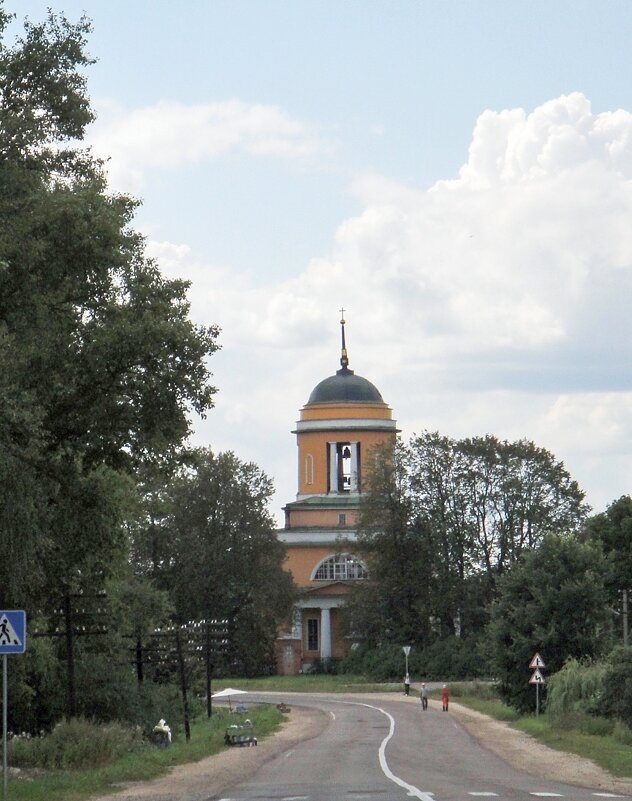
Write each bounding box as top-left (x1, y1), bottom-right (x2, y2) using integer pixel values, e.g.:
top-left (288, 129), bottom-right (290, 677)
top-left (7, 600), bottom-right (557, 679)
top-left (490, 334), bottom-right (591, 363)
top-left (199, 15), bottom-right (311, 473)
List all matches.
top-left (212, 691), bottom-right (630, 801)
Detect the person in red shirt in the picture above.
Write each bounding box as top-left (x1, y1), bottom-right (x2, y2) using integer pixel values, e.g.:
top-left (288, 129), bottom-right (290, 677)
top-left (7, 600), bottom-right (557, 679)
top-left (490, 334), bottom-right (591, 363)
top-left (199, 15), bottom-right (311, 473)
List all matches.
top-left (441, 684), bottom-right (449, 711)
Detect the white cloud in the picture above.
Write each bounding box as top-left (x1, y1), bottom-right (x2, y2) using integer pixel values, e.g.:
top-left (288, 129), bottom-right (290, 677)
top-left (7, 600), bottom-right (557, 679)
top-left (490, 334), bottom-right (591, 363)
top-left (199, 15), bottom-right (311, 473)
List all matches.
top-left (149, 93), bottom-right (632, 520)
top-left (458, 93), bottom-right (632, 186)
top-left (88, 99), bottom-right (329, 192)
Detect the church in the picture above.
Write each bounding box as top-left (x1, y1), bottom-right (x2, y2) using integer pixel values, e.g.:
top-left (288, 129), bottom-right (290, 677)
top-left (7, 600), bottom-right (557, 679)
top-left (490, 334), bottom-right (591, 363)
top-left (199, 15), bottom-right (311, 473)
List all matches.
top-left (275, 314), bottom-right (398, 674)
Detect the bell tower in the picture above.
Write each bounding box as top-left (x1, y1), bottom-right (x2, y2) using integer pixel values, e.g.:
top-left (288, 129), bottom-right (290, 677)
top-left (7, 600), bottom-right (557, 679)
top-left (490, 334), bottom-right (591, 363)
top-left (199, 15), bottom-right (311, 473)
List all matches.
top-left (284, 311), bottom-right (397, 529)
top-left (276, 314), bottom-right (399, 674)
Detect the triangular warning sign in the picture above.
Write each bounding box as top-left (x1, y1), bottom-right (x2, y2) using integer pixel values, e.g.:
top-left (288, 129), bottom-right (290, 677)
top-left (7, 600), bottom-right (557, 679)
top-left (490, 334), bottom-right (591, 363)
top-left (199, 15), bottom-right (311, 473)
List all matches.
top-left (529, 652), bottom-right (546, 669)
top-left (0, 614), bottom-right (22, 647)
top-left (529, 668), bottom-right (545, 684)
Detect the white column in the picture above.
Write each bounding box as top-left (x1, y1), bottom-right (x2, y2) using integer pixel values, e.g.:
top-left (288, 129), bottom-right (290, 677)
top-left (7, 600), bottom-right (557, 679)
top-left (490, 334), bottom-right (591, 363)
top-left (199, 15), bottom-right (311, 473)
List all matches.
top-left (320, 607), bottom-right (332, 660)
top-left (328, 442), bottom-right (338, 494)
top-left (292, 607), bottom-right (303, 640)
top-left (350, 441), bottom-right (359, 493)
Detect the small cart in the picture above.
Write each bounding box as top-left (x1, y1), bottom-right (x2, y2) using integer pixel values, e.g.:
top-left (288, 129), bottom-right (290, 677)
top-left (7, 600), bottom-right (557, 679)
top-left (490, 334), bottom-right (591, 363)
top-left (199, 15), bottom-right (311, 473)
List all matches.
top-left (224, 722), bottom-right (257, 747)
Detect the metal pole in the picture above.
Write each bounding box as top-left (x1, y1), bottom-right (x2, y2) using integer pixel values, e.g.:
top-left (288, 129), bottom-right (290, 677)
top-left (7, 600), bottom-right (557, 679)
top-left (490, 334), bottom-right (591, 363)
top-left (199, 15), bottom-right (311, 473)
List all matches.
top-left (3, 654), bottom-right (7, 801)
top-left (175, 628), bottom-right (191, 741)
top-left (623, 589), bottom-right (629, 648)
top-left (205, 624), bottom-right (212, 718)
top-left (536, 682), bottom-right (539, 717)
top-left (64, 594), bottom-right (76, 719)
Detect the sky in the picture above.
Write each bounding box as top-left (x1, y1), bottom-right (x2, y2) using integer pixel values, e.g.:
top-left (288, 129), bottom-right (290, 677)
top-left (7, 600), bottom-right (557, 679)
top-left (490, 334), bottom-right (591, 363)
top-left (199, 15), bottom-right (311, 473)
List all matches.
top-left (12, 0), bottom-right (632, 524)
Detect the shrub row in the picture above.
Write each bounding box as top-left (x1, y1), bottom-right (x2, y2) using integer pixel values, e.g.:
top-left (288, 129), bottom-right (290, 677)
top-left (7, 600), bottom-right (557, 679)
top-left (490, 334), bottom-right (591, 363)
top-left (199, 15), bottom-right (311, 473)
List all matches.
top-left (547, 647), bottom-right (632, 729)
top-left (337, 636), bottom-right (487, 681)
top-left (9, 717), bottom-right (146, 770)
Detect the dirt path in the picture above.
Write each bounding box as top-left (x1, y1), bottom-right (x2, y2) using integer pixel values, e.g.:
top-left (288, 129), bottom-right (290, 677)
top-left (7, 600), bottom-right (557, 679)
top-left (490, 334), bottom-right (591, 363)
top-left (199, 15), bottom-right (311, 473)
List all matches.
top-left (89, 696), bottom-right (632, 800)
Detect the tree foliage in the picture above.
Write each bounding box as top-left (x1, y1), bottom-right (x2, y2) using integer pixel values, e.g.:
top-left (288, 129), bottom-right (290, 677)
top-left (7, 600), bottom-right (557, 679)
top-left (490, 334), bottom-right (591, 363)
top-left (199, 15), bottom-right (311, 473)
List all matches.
top-left (0, 7), bottom-right (220, 611)
top-left (132, 449), bottom-right (295, 676)
top-left (487, 534), bottom-right (611, 712)
top-left (345, 440), bottom-right (436, 646)
top-left (349, 432), bottom-right (588, 647)
top-left (546, 657), bottom-right (608, 721)
top-left (600, 647), bottom-right (632, 728)
top-left (0, 6), bottom-right (226, 732)
top-left (584, 496), bottom-right (632, 632)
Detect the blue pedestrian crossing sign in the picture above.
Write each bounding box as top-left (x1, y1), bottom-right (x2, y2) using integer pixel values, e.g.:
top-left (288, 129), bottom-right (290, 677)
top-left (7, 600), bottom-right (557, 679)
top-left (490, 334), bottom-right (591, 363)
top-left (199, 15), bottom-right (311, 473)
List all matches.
top-left (0, 610), bottom-right (26, 654)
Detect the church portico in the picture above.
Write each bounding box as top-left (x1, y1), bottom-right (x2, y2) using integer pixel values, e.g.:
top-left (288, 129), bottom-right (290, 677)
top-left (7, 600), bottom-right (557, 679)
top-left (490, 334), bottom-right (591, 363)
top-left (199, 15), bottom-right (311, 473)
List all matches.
top-left (275, 597), bottom-right (346, 673)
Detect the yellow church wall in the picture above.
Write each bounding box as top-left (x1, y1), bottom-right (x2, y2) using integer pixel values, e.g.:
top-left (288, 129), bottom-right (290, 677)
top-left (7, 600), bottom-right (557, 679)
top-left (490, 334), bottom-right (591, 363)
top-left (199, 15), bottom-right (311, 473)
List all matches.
top-left (299, 401), bottom-right (393, 422)
top-left (286, 508), bottom-right (359, 528)
top-left (297, 428), bottom-right (394, 496)
top-left (296, 430), bottom-right (329, 494)
top-left (283, 545), bottom-right (333, 586)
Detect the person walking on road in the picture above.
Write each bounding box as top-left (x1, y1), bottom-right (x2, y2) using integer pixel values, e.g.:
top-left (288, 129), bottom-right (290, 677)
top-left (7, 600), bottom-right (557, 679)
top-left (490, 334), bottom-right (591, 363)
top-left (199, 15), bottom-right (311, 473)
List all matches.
top-left (404, 672), bottom-right (411, 696)
top-left (441, 683), bottom-right (449, 711)
top-left (420, 683), bottom-right (428, 710)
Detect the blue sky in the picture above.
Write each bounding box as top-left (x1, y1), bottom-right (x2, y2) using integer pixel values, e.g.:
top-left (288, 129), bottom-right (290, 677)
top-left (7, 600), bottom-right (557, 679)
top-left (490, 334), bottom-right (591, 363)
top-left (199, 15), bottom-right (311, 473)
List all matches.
top-left (12, 1), bottom-right (632, 521)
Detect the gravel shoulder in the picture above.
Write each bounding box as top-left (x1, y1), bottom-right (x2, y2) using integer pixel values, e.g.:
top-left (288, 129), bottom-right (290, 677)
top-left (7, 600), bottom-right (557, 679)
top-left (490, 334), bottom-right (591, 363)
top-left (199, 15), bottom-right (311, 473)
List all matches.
top-left (449, 698), bottom-right (632, 795)
top-left (90, 695), bottom-right (632, 800)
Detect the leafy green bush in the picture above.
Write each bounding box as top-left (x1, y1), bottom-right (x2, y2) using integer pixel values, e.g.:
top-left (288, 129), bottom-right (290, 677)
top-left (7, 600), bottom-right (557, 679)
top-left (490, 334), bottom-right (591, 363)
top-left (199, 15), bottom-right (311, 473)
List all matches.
top-left (9, 717), bottom-right (146, 769)
top-left (547, 658), bottom-right (607, 721)
top-left (338, 637), bottom-right (487, 681)
top-left (613, 721), bottom-right (632, 746)
top-left (549, 711), bottom-right (614, 737)
top-left (582, 716), bottom-right (616, 737)
top-left (338, 644), bottom-right (400, 681)
top-left (8, 636), bottom-right (67, 734)
top-left (600, 646), bottom-right (632, 728)
top-left (447, 681), bottom-right (498, 700)
top-left (303, 658), bottom-right (340, 675)
top-left (422, 637), bottom-right (486, 680)
top-left (75, 652), bottom-right (192, 735)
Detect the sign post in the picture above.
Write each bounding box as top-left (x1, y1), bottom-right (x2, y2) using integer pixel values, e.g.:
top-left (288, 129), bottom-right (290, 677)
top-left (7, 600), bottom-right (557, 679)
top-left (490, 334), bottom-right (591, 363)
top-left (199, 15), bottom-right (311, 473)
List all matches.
top-left (528, 652), bottom-right (546, 716)
top-left (0, 610), bottom-right (26, 801)
top-left (402, 645), bottom-right (411, 676)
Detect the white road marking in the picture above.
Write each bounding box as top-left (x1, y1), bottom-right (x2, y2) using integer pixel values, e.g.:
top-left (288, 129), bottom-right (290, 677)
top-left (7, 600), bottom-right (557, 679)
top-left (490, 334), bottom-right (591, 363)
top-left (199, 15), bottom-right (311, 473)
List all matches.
top-left (336, 700), bottom-right (435, 801)
top-left (282, 796), bottom-right (309, 800)
top-left (330, 710), bottom-right (336, 720)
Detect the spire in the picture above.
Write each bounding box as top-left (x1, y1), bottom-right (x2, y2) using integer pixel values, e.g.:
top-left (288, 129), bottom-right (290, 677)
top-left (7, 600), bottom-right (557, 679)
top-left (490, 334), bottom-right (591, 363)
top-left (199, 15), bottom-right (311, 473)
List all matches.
top-left (339, 307), bottom-right (351, 373)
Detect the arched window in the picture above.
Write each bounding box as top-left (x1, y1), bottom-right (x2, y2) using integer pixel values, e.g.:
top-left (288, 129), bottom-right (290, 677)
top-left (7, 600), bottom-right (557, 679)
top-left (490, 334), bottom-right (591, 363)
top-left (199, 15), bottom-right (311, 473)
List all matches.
top-left (312, 553), bottom-right (368, 581)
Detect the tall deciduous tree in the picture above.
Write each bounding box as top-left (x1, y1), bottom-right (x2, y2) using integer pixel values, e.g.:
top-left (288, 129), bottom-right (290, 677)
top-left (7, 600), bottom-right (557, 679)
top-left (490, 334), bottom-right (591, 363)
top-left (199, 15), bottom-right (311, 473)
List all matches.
top-left (132, 449), bottom-right (295, 676)
top-left (487, 534), bottom-right (611, 712)
top-left (348, 441), bottom-right (436, 646)
top-left (584, 495), bottom-right (632, 643)
top-left (0, 8), bottom-right (219, 610)
top-left (350, 432), bottom-right (587, 645)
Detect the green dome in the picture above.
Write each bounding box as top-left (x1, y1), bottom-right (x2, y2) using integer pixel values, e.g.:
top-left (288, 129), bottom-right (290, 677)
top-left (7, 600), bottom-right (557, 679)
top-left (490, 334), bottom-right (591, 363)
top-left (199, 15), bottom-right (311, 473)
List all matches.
top-left (307, 367), bottom-right (384, 404)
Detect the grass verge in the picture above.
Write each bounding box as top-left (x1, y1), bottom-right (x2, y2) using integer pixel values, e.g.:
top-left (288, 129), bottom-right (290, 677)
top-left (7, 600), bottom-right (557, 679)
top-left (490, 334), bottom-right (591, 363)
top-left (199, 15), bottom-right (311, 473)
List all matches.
top-left (515, 716), bottom-right (632, 778)
top-left (211, 674), bottom-right (401, 694)
top-left (7, 704), bottom-right (284, 801)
